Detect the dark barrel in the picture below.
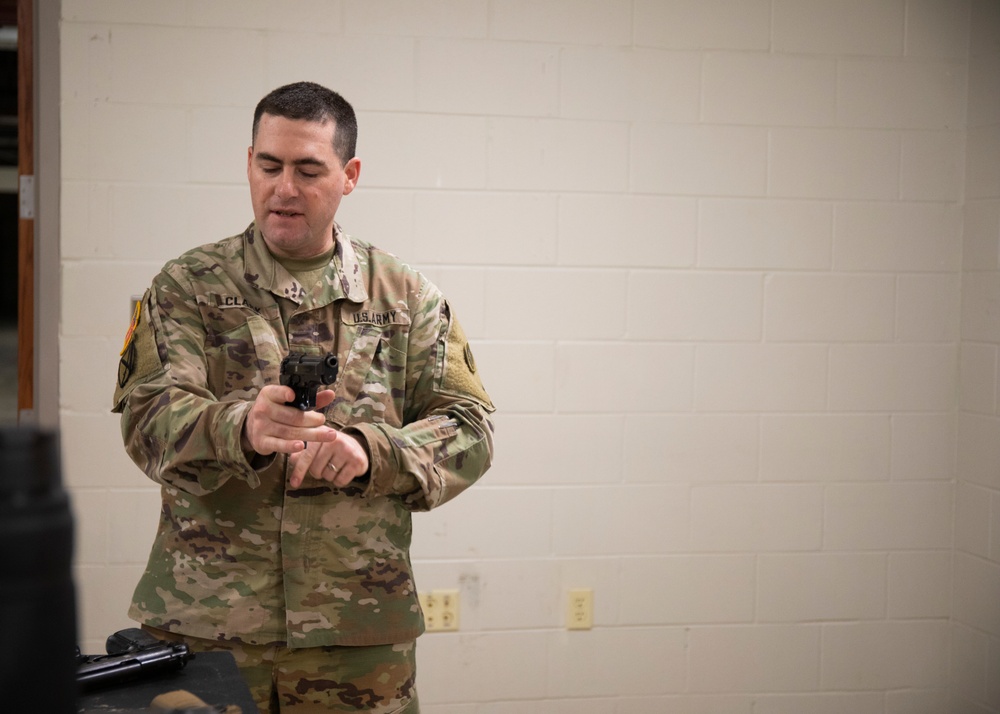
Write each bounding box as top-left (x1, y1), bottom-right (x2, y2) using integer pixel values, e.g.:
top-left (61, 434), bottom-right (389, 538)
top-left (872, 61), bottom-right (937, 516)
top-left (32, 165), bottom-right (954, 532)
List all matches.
top-left (0, 428), bottom-right (78, 711)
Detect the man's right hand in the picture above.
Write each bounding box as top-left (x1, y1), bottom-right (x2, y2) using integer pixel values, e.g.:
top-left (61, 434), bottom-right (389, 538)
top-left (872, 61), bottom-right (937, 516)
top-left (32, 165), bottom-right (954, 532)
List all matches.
top-left (242, 384), bottom-right (337, 456)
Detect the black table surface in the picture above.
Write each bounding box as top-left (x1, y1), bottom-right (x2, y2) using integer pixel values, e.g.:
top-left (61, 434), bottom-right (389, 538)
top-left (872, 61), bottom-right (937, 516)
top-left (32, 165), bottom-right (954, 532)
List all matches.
top-left (78, 651), bottom-right (257, 713)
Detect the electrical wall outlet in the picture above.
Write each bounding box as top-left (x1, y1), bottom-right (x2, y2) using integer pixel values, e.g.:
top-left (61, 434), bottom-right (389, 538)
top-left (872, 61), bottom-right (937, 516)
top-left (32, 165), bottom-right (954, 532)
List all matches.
top-left (419, 589), bottom-right (460, 632)
top-left (567, 588), bottom-right (593, 630)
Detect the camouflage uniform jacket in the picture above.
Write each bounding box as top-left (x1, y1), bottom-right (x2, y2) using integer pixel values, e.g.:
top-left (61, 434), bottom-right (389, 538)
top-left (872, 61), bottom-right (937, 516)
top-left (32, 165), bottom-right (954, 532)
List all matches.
top-left (112, 222), bottom-right (495, 648)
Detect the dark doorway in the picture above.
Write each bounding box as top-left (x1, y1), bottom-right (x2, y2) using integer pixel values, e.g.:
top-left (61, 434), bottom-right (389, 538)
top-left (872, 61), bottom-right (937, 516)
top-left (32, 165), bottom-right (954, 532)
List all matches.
top-left (0, 0), bottom-right (17, 424)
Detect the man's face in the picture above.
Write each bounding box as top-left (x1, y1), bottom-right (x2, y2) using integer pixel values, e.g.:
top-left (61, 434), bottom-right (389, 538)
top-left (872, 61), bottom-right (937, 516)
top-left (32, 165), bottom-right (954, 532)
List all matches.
top-left (247, 113), bottom-right (361, 260)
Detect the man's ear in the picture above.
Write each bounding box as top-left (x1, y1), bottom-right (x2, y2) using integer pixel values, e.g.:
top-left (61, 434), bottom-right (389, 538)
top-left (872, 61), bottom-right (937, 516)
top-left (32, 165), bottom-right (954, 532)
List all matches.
top-left (247, 146), bottom-right (254, 177)
top-left (343, 157), bottom-right (361, 195)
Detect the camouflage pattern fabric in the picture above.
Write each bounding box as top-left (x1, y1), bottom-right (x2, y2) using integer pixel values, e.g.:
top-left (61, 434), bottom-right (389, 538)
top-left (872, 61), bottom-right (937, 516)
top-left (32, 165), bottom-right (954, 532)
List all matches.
top-left (144, 625), bottom-right (418, 713)
top-left (113, 222), bottom-right (495, 649)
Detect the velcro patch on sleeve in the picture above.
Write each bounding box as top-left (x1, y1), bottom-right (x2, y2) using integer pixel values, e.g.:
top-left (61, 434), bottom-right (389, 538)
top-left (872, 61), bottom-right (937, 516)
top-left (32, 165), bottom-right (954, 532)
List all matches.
top-left (440, 313), bottom-right (494, 412)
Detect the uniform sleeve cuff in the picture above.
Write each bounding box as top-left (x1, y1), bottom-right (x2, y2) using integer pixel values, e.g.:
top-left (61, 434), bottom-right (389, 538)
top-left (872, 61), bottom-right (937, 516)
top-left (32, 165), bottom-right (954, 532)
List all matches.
top-left (215, 400), bottom-right (273, 489)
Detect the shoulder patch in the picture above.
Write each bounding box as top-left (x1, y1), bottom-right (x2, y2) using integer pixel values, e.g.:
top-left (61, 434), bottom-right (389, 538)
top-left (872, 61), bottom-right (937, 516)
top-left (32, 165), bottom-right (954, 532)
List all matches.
top-left (440, 314), bottom-right (494, 412)
top-left (112, 291), bottom-right (165, 411)
top-left (120, 299), bottom-right (142, 356)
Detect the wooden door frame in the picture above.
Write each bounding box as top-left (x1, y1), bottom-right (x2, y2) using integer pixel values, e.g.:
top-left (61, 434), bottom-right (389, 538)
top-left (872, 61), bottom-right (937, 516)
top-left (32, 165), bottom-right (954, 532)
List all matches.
top-left (15, 0), bottom-right (58, 428)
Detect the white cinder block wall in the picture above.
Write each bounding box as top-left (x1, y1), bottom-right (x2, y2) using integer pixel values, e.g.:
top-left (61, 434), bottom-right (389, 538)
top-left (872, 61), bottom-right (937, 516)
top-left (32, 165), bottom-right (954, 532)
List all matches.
top-left (55, 0), bottom-right (995, 711)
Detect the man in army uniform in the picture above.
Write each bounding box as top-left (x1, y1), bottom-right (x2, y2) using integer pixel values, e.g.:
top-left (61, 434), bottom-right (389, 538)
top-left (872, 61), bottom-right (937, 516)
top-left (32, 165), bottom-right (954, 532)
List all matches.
top-left (112, 82), bottom-right (495, 713)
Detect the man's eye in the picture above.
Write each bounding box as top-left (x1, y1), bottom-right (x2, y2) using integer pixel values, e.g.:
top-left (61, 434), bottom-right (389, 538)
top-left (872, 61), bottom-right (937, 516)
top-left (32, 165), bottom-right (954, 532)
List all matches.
top-left (261, 166), bottom-right (280, 174)
top-left (299, 171), bottom-right (319, 179)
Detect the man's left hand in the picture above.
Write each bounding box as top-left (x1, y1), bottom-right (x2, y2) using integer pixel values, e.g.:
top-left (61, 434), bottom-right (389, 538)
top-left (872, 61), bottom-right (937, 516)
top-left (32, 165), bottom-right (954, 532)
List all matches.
top-left (288, 430), bottom-right (370, 489)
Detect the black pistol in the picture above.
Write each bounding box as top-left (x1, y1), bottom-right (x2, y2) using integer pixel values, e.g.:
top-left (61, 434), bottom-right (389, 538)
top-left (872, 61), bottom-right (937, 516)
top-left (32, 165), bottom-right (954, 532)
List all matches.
top-left (280, 352), bottom-right (339, 410)
top-left (76, 627), bottom-right (193, 691)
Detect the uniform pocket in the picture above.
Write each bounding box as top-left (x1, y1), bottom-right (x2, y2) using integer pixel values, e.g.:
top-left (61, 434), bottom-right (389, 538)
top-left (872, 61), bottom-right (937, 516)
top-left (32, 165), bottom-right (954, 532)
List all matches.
top-left (201, 303), bottom-right (284, 400)
top-left (395, 414), bottom-right (457, 449)
top-left (245, 314), bottom-right (283, 386)
top-left (325, 326), bottom-right (394, 428)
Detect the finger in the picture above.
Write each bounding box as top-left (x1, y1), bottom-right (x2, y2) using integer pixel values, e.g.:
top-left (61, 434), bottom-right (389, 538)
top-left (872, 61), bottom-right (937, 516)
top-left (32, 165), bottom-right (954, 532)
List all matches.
top-left (260, 386), bottom-right (332, 428)
top-left (314, 389), bottom-right (336, 411)
top-left (324, 460), bottom-right (342, 483)
top-left (329, 449), bottom-right (368, 487)
top-left (312, 444), bottom-right (344, 483)
top-left (262, 435), bottom-right (309, 457)
top-left (314, 458), bottom-right (355, 488)
top-left (288, 444), bottom-right (320, 488)
top-left (332, 465), bottom-right (359, 488)
top-left (298, 446), bottom-right (350, 487)
top-left (292, 439), bottom-right (343, 488)
top-left (252, 398), bottom-right (326, 434)
top-left (259, 383), bottom-right (298, 407)
top-left (288, 432), bottom-right (368, 489)
top-left (265, 423), bottom-right (338, 456)
top-left (277, 406), bottom-right (329, 429)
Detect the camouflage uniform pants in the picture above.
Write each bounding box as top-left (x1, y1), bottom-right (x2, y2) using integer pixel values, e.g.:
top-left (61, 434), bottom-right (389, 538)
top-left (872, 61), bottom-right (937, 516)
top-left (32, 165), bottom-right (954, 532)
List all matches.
top-left (143, 626), bottom-right (419, 713)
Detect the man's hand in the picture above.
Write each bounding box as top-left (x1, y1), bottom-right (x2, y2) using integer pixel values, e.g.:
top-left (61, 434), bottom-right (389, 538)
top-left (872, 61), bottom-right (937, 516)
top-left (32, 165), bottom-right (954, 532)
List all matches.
top-left (242, 384), bottom-right (338, 456)
top-left (288, 431), bottom-right (370, 489)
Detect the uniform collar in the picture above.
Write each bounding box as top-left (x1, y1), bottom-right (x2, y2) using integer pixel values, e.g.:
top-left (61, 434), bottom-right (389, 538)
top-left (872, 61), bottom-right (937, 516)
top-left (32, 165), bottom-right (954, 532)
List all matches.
top-left (243, 222), bottom-right (368, 305)
top-left (333, 224), bottom-right (368, 303)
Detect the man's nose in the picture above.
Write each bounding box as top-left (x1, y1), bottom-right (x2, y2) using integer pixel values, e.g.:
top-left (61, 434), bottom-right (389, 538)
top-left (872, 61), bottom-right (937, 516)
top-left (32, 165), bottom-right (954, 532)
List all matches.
top-left (275, 168), bottom-right (298, 198)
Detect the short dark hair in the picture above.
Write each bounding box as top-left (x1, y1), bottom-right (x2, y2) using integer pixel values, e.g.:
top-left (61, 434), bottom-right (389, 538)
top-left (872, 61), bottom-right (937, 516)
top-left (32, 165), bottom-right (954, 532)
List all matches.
top-left (252, 81), bottom-right (357, 165)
